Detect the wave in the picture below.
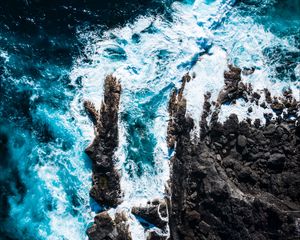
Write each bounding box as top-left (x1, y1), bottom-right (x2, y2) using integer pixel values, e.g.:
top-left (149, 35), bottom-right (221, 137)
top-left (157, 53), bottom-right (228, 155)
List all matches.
top-left (72, 1), bottom-right (299, 238)
top-left (0, 0), bottom-right (299, 239)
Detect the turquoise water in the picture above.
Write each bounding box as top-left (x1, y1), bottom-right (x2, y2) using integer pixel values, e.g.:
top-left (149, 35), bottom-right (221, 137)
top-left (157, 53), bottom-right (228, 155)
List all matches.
top-left (0, 31), bottom-right (92, 239)
top-left (0, 0), bottom-right (299, 239)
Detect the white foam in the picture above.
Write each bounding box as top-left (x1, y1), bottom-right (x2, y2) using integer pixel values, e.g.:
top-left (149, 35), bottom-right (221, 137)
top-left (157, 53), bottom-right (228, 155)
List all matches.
top-left (184, 46), bottom-right (228, 135)
top-left (212, 8), bottom-right (300, 123)
top-left (69, 0), bottom-right (300, 239)
top-left (69, 0), bottom-right (237, 239)
top-left (0, 50), bottom-right (9, 62)
top-left (8, 138), bottom-right (92, 240)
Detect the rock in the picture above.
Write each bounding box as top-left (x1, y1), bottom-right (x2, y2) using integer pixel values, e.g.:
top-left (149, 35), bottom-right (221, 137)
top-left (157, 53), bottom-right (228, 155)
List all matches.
top-left (242, 67), bottom-right (255, 75)
top-left (268, 153), bottom-right (286, 171)
top-left (132, 199), bottom-right (168, 229)
top-left (84, 101), bottom-right (99, 126)
top-left (87, 211), bottom-right (132, 240)
top-left (152, 198), bottom-right (161, 205)
top-left (217, 66), bottom-right (242, 104)
top-left (85, 75), bottom-right (123, 207)
top-left (271, 101), bottom-right (284, 113)
top-left (264, 89), bottom-right (272, 104)
top-left (264, 113), bottom-right (273, 124)
top-left (186, 210), bottom-right (201, 222)
top-left (86, 69), bottom-right (300, 240)
top-left (252, 92), bottom-right (261, 100)
top-left (237, 135), bottom-right (247, 148)
top-left (264, 124), bottom-right (276, 135)
top-left (87, 212), bottom-right (114, 240)
top-left (85, 75), bottom-right (125, 239)
top-left (147, 231), bottom-right (168, 240)
top-left (260, 101), bottom-right (267, 109)
top-left (166, 69), bottom-right (300, 240)
top-left (253, 119), bottom-right (261, 128)
top-left (237, 167), bottom-right (257, 184)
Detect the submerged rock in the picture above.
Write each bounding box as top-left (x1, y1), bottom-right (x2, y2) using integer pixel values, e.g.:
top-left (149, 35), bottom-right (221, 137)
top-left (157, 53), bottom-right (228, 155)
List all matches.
top-left (103, 45), bottom-right (127, 61)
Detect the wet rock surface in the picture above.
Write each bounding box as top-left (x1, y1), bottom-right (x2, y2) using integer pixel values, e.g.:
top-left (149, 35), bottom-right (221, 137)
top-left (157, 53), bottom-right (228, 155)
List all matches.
top-left (132, 199), bottom-right (169, 230)
top-left (85, 75), bottom-right (130, 239)
top-left (85, 69), bottom-right (299, 240)
top-left (87, 211), bottom-right (132, 240)
top-left (84, 74), bottom-right (122, 207)
top-left (167, 67), bottom-right (300, 240)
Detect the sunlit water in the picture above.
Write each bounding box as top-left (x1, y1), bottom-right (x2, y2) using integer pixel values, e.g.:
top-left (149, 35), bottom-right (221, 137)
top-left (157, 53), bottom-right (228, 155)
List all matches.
top-left (0, 0), bottom-right (299, 239)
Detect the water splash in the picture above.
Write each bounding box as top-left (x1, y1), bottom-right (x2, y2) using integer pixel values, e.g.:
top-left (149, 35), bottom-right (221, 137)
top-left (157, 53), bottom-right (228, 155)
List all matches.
top-left (71, 0), bottom-right (299, 237)
top-left (0, 0), bottom-right (299, 239)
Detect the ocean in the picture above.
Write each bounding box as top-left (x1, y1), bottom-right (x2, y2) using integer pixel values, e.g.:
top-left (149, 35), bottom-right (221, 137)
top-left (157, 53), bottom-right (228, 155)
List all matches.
top-left (0, 0), bottom-right (299, 239)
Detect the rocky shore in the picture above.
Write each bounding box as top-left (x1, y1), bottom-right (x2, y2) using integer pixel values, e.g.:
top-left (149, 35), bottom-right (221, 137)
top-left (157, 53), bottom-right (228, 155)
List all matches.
top-left (84, 75), bottom-right (122, 208)
top-left (84, 67), bottom-right (300, 239)
top-left (84, 75), bottom-right (170, 240)
top-left (167, 66), bottom-right (300, 240)
top-left (84, 75), bottom-right (133, 240)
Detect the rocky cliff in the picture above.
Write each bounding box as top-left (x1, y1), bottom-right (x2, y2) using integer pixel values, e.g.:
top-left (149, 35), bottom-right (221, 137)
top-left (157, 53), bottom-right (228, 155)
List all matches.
top-left (84, 75), bottom-right (132, 240)
top-left (84, 68), bottom-right (300, 240)
top-left (167, 66), bottom-right (300, 240)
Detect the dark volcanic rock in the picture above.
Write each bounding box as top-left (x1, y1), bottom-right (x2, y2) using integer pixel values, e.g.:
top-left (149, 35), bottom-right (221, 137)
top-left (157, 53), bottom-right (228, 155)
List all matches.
top-left (132, 199), bottom-right (168, 229)
top-left (167, 68), bottom-right (300, 240)
top-left (147, 230), bottom-right (169, 240)
top-left (167, 73), bottom-right (194, 150)
top-left (267, 153), bottom-right (286, 171)
top-left (85, 75), bottom-right (134, 240)
top-left (87, 211), bottom-right (132, 240)
top-left (217, 65), bottom-right (245, 105)
top-left (85, 70), bottom-right (300, 240)
top-left (84, 74), bottom-right (122, 207)
top-left (237, 134), bottom-right (247, 148)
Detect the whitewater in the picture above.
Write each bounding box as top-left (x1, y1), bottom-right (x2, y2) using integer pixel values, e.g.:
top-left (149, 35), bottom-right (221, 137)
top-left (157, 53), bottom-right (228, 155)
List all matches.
top-left (71, 0), bottom-right (299, 239)
top-left (0, 0), bottom-right (299, 239)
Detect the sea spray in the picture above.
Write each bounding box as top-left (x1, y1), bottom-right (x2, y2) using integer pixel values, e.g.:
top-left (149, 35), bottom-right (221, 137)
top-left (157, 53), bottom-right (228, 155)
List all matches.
top-left (0, 0), bottom-right (299, 239)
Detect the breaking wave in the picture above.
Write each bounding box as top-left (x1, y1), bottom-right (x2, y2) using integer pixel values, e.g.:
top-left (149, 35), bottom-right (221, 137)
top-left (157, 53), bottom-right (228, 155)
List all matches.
top-left (0, 0), bottom-right (299, 239)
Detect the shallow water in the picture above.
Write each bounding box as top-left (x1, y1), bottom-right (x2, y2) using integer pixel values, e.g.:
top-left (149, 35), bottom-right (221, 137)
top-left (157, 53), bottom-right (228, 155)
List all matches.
top-left (0, 0), bottom-right (299, 239)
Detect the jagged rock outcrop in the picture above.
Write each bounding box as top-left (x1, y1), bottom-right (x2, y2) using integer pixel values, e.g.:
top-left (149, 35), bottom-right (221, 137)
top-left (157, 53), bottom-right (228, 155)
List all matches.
top-left (132, 199), bottom-right (169, 230)
top-left (87, 210), bottom-right (132, 240)
top-left (167, 67), bottom-right (300, 240)
top-left (85, 75), bottom-right (131, 240)
top-left (131, 198), bottom-right (169, 239)
top-left (85, 69), bottom-right (299, 240)
top-left (167, 73), bottom-right (193, 149)
top-left (84, 74), bottom-right (123, 207)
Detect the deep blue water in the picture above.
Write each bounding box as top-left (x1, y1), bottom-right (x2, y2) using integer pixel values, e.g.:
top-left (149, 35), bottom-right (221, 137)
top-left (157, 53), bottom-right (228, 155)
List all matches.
top-left (0, 0), bottom-right (299, 239)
